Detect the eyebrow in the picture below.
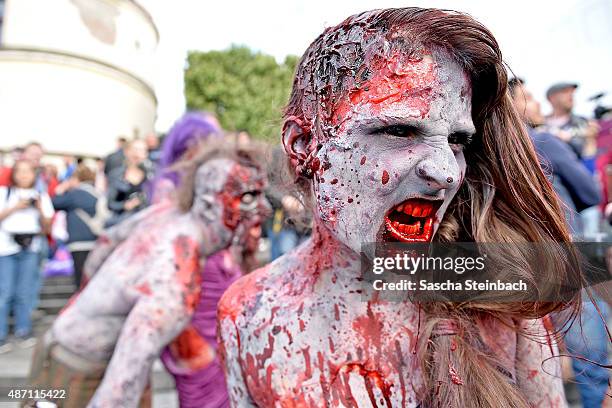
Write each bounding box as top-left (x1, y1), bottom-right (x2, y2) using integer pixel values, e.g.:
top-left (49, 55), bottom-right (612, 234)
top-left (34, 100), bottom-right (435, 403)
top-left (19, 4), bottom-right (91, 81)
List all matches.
top-left (350, 115), bottom-right (476, 137)
top-left (350, 116), bottom-right (429, 134)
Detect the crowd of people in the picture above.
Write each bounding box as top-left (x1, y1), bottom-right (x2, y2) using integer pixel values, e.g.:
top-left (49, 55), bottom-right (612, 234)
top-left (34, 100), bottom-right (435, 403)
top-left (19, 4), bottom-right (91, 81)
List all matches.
top-left (0, 6), bottom-right (610, 408)
top-left (509, 79), bottom-right (611, 237)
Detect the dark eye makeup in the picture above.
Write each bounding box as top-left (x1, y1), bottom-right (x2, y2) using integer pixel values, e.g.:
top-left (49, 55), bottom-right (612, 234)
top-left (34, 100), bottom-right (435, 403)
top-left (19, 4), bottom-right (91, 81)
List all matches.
top-left (372, 124), bottom-right (421, 138)
top-left (371, 124), bottom-right (474, 149)
top-left (447, 131), bottom-right (473, 147)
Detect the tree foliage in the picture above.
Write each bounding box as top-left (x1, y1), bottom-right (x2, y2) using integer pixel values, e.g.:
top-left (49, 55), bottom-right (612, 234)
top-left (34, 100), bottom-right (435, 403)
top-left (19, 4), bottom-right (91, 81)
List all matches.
top-left (185, 45), bottom-right (299, 142)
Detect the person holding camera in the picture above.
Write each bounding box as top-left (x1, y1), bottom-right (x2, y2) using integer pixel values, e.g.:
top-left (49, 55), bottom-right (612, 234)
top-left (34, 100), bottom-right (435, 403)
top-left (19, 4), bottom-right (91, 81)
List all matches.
top-left (0, 159), bottom-right (54, 353)
top-left (106, 139), bottom-right (153, 227)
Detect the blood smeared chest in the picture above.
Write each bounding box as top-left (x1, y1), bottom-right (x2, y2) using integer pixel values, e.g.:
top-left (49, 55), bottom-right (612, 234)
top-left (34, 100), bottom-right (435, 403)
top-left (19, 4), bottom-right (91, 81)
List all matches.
top-left (236, 298), bottom-right (424, 407)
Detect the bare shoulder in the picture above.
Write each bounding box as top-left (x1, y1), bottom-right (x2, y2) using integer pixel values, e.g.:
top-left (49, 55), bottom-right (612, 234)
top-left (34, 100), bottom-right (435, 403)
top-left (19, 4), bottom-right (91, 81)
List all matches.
top-left (219, 260), bottom-right (277, 324)
top-left (218, 245), bottom-right (307, 325)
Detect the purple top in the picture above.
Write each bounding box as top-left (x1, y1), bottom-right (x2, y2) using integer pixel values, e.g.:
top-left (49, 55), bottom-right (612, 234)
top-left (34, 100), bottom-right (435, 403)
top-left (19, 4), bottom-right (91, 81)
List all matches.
top-left (161, 250), bottom-right (241, 408)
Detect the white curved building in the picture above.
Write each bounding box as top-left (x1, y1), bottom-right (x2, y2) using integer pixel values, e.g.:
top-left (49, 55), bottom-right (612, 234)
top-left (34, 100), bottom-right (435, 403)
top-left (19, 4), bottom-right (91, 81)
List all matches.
top-left (0, 0), bottom-right (158, 156)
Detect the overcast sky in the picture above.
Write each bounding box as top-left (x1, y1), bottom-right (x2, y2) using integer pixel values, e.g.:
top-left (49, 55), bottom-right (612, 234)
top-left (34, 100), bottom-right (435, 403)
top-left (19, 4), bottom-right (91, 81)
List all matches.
top-left (140, 0), bottom-right (612, 133)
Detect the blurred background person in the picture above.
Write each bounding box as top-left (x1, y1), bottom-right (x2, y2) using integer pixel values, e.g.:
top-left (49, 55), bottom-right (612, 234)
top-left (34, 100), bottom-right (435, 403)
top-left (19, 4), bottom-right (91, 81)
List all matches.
top-left (103, 136), bottom-right (127, 179)
top-left (595, 102), bottom-right (612, 230)
top-left (151, 111), bottom-right (221, 204)
top-left (545, 82), bottom-right (603, 236)
top-left (52, 164), bottom-right (102, 289)
top-left (59, 155), bottom-right (79, 183)
top-left (0, 146), bottom-right (24, 186)
top-left (510, 78), bottom-right (601, 232)
top-left (22, 142), bottom-right (57, 197)
top-left (145, 132), bottom-right (162, 166)
top-left (0, 160), bottom-right (54, 353)
top-left (106, 138), bottom-right (152, 227)
top-left (598, 140), bottom-right (612, 227)
top-left (546, 82), bottom-right (599, 164)
top-left (264, 145), bottom-right (310, 261)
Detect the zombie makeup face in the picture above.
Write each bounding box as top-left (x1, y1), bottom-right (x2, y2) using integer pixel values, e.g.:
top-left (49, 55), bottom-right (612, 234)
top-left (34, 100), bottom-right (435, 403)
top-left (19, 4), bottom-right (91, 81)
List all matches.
top-left (220, 162), bottom-right (270, 248)
top-left (289, 50), bottom-right (474, 253)
top-left (190, 157), bottom-right (269, 251)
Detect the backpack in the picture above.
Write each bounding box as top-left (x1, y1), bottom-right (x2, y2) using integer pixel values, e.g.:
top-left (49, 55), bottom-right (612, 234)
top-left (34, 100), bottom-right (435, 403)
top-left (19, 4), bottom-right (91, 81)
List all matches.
top-left (74, 184), bottom-right (111, 237)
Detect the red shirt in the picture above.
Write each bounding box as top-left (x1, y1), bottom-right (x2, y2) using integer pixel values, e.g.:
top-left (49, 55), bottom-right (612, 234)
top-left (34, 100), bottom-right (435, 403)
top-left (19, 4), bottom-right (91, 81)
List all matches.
top-left (0, 167), bottom-right (11, 187)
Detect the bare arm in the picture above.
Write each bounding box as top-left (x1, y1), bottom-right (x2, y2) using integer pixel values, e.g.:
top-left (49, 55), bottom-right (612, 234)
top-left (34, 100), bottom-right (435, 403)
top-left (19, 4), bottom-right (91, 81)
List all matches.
top-left (218, 317), bottom-right (257, 407)
top-left (516, 318), bottom-right (567, 408)
top-left (87, 232), bottom-right (202, 407)
top-left (87, 291), bottom-right (193, 408)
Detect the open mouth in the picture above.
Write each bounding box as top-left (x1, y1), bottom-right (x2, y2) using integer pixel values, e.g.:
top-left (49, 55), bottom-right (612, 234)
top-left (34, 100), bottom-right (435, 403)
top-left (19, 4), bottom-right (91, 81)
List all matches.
top-left (384, 198), bottom-right (442, 242)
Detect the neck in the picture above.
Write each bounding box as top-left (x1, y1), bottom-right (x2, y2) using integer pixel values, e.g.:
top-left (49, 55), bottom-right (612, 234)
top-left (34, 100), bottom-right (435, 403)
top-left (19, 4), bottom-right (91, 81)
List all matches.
top-left (301, 221), bottom-right (361, 281)
top-left (187, 210), bottom-right (231, 259)
top-left (551, 107), bottom-right (570, 118)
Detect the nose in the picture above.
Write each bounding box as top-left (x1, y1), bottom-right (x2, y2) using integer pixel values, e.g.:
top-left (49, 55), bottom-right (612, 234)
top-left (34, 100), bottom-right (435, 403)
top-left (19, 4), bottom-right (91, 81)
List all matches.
top-left (415, 147), bottom-right (461, 191)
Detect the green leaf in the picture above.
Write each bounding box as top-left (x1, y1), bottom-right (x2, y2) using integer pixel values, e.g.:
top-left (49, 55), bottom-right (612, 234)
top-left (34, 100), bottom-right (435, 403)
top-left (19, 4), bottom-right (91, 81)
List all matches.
top-left (184, 45), bottom-right (299, 143)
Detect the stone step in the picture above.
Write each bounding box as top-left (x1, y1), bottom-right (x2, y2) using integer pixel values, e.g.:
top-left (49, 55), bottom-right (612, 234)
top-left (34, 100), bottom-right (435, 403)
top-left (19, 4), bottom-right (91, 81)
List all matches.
top-left (36, 299), bottom-right (68, 315)
top-left (39, 284), bottom-right (75, 298)
top-left (42, 276), bottom-right (74, 286)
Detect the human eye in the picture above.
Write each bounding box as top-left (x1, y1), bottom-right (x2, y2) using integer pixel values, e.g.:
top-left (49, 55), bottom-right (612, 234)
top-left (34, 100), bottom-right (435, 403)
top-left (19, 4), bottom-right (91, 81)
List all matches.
top-left (373, 124), bottom-right (420, 138)
top-left (447, 131), bottom-right (473, 151)
top-left (239, 191), bottom-right (260, 211)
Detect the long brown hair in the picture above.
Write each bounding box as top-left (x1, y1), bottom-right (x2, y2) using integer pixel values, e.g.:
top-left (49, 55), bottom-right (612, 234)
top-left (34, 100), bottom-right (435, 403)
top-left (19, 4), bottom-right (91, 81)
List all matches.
top-left (284, 8), bottom-right (582, 407)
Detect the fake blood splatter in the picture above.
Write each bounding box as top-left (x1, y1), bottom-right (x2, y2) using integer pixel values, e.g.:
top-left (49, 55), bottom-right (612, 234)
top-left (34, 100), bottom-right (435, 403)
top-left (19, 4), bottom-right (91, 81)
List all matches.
top-left (310, 157), bottom-right (321, 172)
top-left (448, 364), bottom-right (464, 385)
top-left (218, 267), bottom-right (266, 322)
top-left (331, 52), bottom-right (437, 132)
top-left (335, 363), bottom-right (393, 407)
top-left (381, 170), bottom-right (390, 185)
top-left (171, 326), bottom-right (208, 360)
top-left (173, 235), bottom-right (201, 313)
top-left (135, 282), bottom-right (152, 296)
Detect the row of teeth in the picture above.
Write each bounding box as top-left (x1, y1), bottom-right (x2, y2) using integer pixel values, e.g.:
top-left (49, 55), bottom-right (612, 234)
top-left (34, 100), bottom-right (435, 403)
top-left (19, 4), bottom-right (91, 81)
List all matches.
top-left (395, 202), bottom-right (434, 218)
top-left (391, 221), bottom-right (420, 235)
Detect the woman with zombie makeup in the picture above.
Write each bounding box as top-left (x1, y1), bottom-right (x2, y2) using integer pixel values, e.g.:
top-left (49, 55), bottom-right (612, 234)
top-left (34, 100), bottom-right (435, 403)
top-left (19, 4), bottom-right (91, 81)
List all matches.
top-left (218, 8), bottom-right (590, 408)
top-left (26, 140), bottom-right (270, 408)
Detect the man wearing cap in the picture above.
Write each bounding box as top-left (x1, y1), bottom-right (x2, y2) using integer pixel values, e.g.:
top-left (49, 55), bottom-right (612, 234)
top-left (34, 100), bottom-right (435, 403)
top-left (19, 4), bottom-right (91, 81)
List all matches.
top-left (510, 78), bottom-right (600, 231)
top-left (545, 82), bottom-right (599, 161)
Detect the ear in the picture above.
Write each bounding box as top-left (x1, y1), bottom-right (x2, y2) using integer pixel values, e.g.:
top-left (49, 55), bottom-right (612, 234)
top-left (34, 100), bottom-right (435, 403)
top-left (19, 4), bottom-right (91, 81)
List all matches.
top-left (282, 117), bottom-right (313, 169)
